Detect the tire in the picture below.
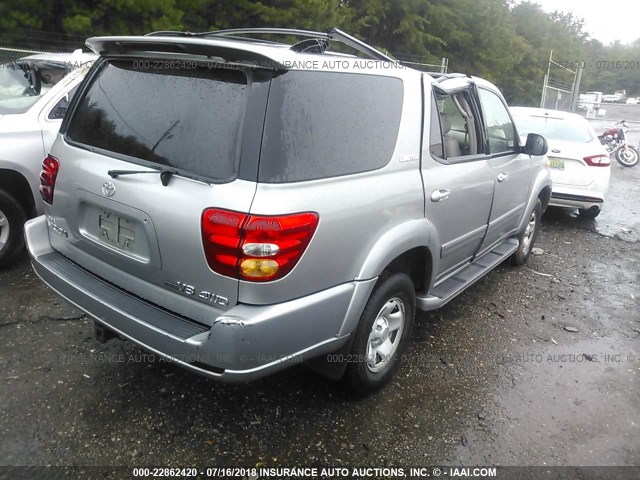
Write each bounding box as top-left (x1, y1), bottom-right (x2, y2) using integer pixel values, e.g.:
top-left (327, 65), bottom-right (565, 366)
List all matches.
top-left (578, 206), bottom-right (601, 219)
top-left (341, 273), bottom-right (416, 396)
top-left (512, 198), bottom-right (542, 266)
top-left (0, 190), bottom-right (27, 269)
top-left (615, 146), bottom-right (639, 167)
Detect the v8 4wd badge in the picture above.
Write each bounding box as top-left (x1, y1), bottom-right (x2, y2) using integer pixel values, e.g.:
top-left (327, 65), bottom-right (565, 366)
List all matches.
top-left (164, 280), bottom-right (229, 307)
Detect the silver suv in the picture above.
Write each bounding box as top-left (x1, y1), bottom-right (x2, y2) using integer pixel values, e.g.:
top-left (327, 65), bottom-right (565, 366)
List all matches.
top-left (25, 28), bottom-right (551, 395)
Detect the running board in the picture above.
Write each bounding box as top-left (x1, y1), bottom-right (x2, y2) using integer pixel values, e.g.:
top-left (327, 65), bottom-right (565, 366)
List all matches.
top-left (417, 237), bottom-right (519, 311)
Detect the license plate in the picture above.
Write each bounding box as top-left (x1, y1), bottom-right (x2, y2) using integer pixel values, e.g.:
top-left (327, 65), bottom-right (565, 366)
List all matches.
top-left (549, 159), bottom-right (565, 170)
top-left (98, 211), bottom-right (136, 250)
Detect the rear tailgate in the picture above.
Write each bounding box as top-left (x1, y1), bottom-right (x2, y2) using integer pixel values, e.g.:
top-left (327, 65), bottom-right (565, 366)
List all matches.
top-left (45, 57), bottom-right (267, 324)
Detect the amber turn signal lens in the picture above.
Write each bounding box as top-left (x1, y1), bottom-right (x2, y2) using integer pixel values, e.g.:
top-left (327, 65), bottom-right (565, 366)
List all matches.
top-left (240, 258), bottom-right (279, 279)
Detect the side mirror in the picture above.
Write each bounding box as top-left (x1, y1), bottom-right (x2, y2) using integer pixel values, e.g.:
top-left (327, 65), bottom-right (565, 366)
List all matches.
top-left (523, 133), bottom-right (548, 156)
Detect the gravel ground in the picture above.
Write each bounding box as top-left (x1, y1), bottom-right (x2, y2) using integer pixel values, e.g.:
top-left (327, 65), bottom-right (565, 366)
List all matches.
top-left (0, 123), bottom-right (638, 473)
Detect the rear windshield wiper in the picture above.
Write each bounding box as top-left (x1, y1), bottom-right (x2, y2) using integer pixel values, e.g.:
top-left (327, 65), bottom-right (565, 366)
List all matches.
top-left (107, 169), bottom-right (173, 186)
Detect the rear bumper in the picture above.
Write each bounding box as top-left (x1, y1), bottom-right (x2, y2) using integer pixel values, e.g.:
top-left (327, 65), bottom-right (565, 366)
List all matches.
top-left (549, 168), bottom-right (609, 210)
top-left (549, 186), bottom-right (606, 210)
top-left (26, 215), bottom-right (370, 382)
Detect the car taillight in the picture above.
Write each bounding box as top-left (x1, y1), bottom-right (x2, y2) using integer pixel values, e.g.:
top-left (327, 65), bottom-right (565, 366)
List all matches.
top-left (584, 154), bottom-right (610, 167)
top-left (39, 155), bottom-right (60, 204)
top-left (201, 209), bottom-right (319, 282)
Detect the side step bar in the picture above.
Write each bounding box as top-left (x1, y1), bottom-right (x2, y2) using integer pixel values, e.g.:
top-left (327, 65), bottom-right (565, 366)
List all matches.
top-left (417, 238), bottom-right (519, 311)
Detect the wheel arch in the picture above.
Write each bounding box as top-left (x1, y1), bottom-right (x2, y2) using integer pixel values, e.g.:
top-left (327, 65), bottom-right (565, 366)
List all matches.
top-left (0, 169), bottom-right (37, 218)
top-left (538, 185), bottom-right (552, 211)
top-left (379, 246), bottom-right (432, 296)
top-left (517, 170), bottom-right (551, 234)
top-left (356, 218), bottom-right (437, 295)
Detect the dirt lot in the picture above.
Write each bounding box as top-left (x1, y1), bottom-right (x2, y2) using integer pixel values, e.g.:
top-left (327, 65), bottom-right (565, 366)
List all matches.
top-left (0, 125), bottom-right (638, 473)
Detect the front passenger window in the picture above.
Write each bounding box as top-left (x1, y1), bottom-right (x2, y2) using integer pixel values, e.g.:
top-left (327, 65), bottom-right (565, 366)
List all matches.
top-left (478, 89), bottom-right (517, 154)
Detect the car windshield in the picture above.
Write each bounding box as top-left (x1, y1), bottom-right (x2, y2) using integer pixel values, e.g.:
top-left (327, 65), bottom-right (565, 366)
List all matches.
top-left (0, 60), bottom-right (70, 114)
top-left (513, 114), bottom-right (593, 143)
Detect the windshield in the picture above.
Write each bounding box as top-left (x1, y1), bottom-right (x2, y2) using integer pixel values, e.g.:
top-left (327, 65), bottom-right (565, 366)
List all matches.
top-left (0, 60), bottom-right (70, 114)
top-left (512, 114), bottom-right (593, 143)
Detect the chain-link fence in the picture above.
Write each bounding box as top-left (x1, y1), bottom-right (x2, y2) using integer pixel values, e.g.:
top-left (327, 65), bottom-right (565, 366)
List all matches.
top-left (540, 51), bottom-right (583, 112)
top-left (0, 26), bottom-right (86, 52)
top-left (541, 78), bottom-right (574, 111)
top-left (0, 47), bottom-right (59, 64)
top-left (392, 53), bottom-right (448, 73)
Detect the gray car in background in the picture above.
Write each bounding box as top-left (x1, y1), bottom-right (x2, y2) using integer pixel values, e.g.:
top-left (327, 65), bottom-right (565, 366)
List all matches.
top-left (25, 28), bottom-right (551, 395)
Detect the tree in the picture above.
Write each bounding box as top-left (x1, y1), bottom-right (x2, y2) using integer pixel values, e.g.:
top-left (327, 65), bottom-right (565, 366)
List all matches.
top-left (0, 0), bottom-right (636, 100)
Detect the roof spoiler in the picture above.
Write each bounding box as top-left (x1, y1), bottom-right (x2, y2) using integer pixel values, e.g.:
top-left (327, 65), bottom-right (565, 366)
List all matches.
top-left (85, 36), bottom-right (289, 70)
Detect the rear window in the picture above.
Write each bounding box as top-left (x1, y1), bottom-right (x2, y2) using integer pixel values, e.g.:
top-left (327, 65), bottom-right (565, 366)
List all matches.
top-left (259, 71), bottom-right (403, 183)
top-left (66, 60), bottom-right (247, 181)
top-left (512, 114), bottom-right (593, 143)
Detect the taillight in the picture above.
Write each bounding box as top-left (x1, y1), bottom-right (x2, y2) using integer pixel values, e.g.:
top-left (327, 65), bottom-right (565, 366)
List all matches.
top-left (584, 154), bottom-right (610, 167)
top-left (201, 209), bottom-right (319, 282)
top-left (39, 155), bottom-right (60, 204)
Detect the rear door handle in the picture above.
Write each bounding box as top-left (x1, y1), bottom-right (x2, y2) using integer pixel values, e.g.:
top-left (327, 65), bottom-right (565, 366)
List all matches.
top-left (431, 188), bottom-right (451, 202)
top-left (497, 172), bottom-right (509, 182)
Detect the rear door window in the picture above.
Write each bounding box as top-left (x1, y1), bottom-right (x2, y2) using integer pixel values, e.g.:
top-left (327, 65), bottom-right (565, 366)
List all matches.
top-left (66, 60), bottom-right (247, 182)
top-left (428, 93), bottom-right (444, 158)
top-left (431, 90), bottom-right (482, 160)
top-left (258, 71), bottom-right (403, 183)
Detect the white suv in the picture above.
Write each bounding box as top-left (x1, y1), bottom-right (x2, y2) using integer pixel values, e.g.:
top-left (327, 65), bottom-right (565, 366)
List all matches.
top-left (0, 50), bottom-right (95, 268)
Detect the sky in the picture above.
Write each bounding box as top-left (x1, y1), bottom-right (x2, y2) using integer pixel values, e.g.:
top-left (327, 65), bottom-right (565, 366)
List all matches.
top-left (531, 0), bottom-right (640, 45)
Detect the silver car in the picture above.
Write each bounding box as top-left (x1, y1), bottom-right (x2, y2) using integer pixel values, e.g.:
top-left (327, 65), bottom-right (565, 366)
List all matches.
top-left (0, 50), bottom-right (95, 267)
top-left (25, 28), bottom-right (550, 395)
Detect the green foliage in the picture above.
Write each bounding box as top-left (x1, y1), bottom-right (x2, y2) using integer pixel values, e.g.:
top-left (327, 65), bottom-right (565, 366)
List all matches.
top-left (345, 0), bottom-right (441, 58)
top-left (1, 0), bottom-right (638, 100)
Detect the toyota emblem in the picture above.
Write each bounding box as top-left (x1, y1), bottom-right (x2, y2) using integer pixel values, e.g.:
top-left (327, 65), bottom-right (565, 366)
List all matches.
top-left (102, 181), bottom-right (116, 197)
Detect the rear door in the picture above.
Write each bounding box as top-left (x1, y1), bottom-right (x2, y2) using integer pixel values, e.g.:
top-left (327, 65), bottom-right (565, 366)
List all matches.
top-left (422, 80), bottom-right (495, 282)
top-left (476, 87), bottom-right (532, 251)
top-left (47, 58), bottom-right (268, 324)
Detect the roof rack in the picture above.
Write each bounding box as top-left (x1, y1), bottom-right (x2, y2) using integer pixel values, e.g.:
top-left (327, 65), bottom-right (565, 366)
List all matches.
top-left (145, 27), bottom-right (395, 63)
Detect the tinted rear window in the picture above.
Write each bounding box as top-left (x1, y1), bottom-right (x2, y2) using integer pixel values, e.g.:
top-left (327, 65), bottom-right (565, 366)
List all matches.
top-left (259, 71), bottom-right (403, 182)
top-left (66, 60), bottom-right (247, 181)
top-left (512, 115), bottom-right (593, 143)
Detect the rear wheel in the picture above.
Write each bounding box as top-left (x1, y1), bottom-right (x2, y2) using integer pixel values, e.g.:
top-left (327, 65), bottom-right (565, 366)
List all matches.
top-left (0, 190), bottom-right (27, 269)
top-left (615, 146), bottom-right (639, 167)
top-left (342, 273), bottom-right (415, 396)
top-left (512, 198), bottom-right (541, 266)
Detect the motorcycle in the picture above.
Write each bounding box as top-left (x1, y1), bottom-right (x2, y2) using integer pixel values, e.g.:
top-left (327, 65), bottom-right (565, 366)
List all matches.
top-left (598, 120), bottom-right (639, 167)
